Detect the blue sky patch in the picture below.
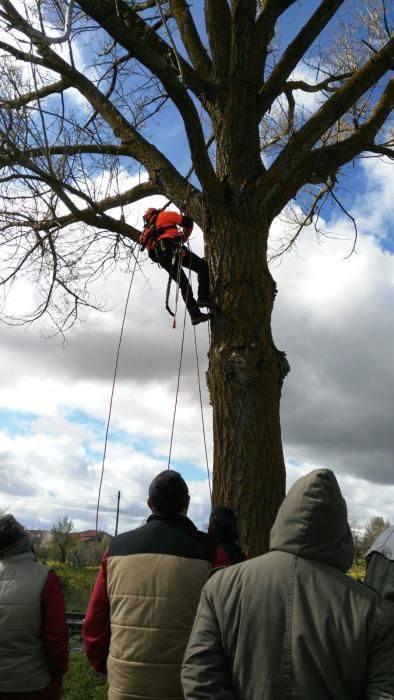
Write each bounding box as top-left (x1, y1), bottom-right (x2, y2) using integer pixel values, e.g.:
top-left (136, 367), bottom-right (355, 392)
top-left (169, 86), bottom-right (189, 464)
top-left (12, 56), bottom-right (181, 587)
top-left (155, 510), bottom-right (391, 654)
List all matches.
top-left (0, 409), bottom-right (38, 436)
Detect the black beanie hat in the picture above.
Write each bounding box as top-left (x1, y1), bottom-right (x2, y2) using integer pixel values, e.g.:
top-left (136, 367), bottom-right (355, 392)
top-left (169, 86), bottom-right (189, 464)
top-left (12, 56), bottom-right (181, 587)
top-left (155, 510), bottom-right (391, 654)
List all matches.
top-left (0, 515), bottom-right (26, 553)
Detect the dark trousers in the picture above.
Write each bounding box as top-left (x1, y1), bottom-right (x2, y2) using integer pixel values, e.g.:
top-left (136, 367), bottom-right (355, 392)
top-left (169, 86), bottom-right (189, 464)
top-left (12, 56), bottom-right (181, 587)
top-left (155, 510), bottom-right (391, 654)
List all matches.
top-left (151, 241), bottom-right (210, 320)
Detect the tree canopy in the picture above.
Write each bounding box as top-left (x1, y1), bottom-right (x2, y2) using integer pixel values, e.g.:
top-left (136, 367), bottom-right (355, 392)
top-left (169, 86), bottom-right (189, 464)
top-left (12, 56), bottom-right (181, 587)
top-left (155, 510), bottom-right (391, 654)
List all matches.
top-left (0, 0), bottom-right (392, 328)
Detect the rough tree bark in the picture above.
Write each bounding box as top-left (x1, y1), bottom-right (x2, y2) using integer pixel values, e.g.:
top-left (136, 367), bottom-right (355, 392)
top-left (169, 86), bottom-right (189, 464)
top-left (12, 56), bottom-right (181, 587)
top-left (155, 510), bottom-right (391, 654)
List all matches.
top-left (207, 213), bottom-right (289, 553)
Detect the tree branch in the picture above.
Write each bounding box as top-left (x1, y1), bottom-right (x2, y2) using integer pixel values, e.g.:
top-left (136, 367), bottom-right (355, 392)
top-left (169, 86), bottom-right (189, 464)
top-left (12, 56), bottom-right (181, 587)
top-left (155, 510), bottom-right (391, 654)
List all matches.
top-left (256, 0), bottom-right (297, 32)
top-left (367, 144), bottom-right (394, 158)
top-left (0, 140), bottom-right (142, 240)
top-left (263, 71), bottom-right (394, 212)
top-left (255, 0), bottom-right (297, 76)
top-left (169, 0), bottom-right (212, 79)
top-left (0, 0), bottom-right (208, 207)
top-left (132, 0), bottom-right (164, 10)
top-left (0, 144), bottom-right (154, 162)
top-left (0, 79), bottom-right (68, 108)
top-left (204, 0), bottom-right (231, 84)
top-left (34, 181), bottom-right (160, 238)
top-left (278, 39), bottom-right (394, 169)
top-left (258, 0), bottom-right (344, 117)
top-left (284, 72), bottom-right (354, 94)
top-left (0, 39), bottom-right (55, 71)
top-left (75, 0), bottom-right (221, 200)
top-left (296, 75), bottom-right (394, 183)
top-left (0, 0), bottom-right (75, 45)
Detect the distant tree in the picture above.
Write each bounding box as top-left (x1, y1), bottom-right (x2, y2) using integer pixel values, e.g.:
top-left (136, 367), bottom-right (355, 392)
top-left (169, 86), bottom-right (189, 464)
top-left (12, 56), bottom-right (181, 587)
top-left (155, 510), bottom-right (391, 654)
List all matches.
top-left (350, 520), bottom-right (363, 566)
top-left (73, 530), bottom-right (112, 566)
top-left (0, 2), bottom-right (393, 553)
top-left (50, 515), bottom-right (75, 564)
top-left (362, 516), bottom-right (391, 555)
top-left (31, 532), bottom-right (52, 564)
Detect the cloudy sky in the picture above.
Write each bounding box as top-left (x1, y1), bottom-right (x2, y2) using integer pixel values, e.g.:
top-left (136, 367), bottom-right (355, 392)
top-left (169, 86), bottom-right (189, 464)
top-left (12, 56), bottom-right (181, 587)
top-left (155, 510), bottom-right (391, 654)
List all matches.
top-left (0, 153), bottom-right (393, 537)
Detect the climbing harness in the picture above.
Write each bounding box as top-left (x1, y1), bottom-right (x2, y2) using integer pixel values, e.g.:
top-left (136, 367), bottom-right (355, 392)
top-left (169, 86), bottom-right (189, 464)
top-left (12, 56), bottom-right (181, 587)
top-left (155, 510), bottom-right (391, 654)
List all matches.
top-left (164, 240), bottom-right (187, 326)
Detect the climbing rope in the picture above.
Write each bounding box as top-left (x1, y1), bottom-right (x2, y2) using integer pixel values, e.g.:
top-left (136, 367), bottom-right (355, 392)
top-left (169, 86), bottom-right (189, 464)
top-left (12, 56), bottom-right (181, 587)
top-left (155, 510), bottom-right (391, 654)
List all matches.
top-left (193, 325), bottom-right (212, 498)
top-left (162, 239), bottom-right (186, 324)
top-left (90, 246), bottom-right (140, 584)
top-left (167, 245), bottom-right (193, 468)
top-left (166, 242), bottom-right (212, 499)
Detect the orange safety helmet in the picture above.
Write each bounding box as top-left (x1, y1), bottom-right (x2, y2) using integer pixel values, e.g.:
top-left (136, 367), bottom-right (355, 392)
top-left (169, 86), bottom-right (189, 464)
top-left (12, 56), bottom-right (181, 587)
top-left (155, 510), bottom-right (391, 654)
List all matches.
top-left (143, 207), bottom-right (158, 224)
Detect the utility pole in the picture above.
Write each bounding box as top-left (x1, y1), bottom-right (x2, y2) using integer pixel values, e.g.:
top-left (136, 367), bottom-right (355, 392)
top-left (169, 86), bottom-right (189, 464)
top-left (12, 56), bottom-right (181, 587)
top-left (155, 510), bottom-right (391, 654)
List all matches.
top-left (115, 491), bottom-right (121, 536)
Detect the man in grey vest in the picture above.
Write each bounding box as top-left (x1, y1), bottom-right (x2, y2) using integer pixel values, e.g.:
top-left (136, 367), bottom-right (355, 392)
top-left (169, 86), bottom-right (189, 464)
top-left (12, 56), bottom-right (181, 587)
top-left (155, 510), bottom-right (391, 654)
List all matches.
top-left (0, 514), bottom-right (69, 699)
top-left (365, 525), bottom-right (394, 603)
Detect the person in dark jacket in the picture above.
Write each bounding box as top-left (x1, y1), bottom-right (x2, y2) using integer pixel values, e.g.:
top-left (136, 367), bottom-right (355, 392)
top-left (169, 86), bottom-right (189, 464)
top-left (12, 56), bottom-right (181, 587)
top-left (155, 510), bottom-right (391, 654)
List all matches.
top-left (365, 525), bottom-right (394, 603)
top-left (140, 207), bottom-right (215, 325)
top-left (0, 514), bottom-right (69, 700)
top-left (208, 505), bottom-right (246, 565)
top-left (182, 469), bottom-right (394, 700)
top-left (83, 469), bottom-right (229, 700)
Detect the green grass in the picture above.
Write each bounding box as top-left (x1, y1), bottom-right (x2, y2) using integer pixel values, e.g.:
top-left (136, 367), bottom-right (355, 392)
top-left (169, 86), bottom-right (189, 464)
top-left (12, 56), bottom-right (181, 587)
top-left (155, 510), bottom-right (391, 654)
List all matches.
top-left (348, 562), bottom-right (365, 581)
top-left (62, 639), bottom-right (107, 699)
top-left (52, 563), bottom-right (99, 613)
top-left (49, 564), bottom-right (105, 697)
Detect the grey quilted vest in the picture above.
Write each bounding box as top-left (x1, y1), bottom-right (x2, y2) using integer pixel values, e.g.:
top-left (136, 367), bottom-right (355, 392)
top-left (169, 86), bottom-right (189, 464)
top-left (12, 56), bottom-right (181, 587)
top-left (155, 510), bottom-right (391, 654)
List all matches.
top-left (0, 551), bottom-right (52, 692)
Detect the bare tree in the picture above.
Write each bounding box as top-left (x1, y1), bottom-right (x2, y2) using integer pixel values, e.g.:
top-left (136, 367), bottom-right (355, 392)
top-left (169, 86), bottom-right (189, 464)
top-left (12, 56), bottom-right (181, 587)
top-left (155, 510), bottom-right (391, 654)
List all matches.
top-left (50, 515), bottom-right (75, 564)
top-left (350, 520), bottom-right (363, 567)
top-left (0, 1), bottom-right (393, 553)
top-left (363, 515), bottom-right (391, 555)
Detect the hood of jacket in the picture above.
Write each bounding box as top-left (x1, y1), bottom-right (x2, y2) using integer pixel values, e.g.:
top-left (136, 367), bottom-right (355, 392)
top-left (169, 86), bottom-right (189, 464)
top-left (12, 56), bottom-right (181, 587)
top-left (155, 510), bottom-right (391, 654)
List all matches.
top-left (269, 468), bottom-right (353, 572)
top-left (366, 526), bottom-right (394, 561)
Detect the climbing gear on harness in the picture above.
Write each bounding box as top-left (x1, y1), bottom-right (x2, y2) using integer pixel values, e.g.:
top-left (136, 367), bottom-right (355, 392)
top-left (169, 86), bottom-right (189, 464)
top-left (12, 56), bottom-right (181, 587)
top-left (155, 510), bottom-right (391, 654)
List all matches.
top-left (140, 210), bottom-right (190, 253)
top-left (140, 220), bottom-right (176, 253)
top-left (165, 274), bottom-right (175, 317)
top-left (165, 242), bottom-right (184, 320)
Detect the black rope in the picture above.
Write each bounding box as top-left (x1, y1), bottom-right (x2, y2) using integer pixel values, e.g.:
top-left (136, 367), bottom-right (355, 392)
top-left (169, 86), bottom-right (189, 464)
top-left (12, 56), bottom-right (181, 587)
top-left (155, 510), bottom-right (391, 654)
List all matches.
top-left (165, 273), bottom-right (175, 316)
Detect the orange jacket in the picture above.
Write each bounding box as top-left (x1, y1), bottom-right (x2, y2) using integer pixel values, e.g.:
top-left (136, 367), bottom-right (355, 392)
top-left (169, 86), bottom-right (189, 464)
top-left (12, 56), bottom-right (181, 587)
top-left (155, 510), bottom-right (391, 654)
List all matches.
top-left (141, 210), bottom-right (193, 252)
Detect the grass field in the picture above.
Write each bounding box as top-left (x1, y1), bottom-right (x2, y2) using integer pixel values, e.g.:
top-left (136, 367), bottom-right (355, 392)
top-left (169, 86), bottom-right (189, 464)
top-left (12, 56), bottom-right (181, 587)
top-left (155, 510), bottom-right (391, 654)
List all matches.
top-left (54, 563), bottom-right (99, 613)
top-left (55, 565), bottom-right (106, 698)
top-left (63, 640), bottom-right (107, 699)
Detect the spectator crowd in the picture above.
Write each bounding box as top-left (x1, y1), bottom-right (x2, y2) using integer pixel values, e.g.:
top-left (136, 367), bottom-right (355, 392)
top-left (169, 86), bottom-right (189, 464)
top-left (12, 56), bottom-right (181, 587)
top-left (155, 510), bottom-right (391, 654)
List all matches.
top-left (0, 468), bottom-right (393, 699)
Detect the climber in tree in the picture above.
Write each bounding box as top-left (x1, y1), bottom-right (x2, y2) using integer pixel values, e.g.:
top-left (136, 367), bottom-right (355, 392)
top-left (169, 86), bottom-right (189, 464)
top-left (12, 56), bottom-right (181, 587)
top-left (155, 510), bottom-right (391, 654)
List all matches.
top-left (140, 207), bottom-right (216, 325)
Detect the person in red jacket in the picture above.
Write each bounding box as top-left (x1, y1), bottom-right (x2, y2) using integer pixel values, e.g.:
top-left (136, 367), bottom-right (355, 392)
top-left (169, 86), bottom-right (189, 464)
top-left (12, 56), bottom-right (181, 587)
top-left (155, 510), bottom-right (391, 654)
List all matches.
top-left (83, 470), bottom-right (229, 698)
top-left (141, 207), bottom-right (216, 325)
top-left (208, 505), bottom-right (246, 565)
top-left (0, 515), bottom-right (69, 700)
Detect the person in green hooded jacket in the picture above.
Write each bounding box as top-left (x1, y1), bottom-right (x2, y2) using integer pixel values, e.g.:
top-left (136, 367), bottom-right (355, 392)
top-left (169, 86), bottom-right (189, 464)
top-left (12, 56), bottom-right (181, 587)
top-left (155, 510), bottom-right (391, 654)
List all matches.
top-left (181, 469), bottom-right (394, 700)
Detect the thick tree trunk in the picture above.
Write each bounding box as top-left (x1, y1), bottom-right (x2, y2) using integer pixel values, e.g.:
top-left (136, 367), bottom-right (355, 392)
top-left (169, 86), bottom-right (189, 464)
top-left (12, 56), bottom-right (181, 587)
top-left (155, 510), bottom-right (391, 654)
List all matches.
top-left (206, 210), bottom-right (289, 556)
